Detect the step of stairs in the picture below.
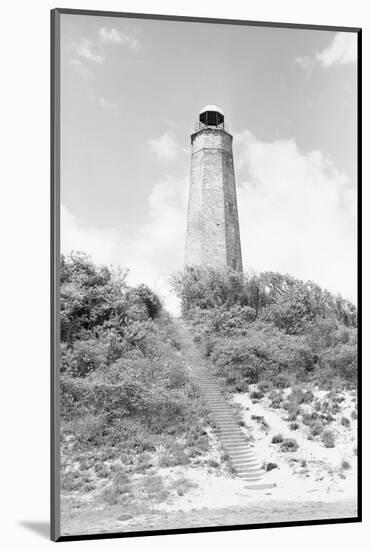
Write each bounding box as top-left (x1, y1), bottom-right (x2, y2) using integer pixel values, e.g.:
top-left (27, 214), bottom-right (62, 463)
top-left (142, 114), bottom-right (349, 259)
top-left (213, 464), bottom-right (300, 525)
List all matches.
top-left (173, 318), bottom-right (271, 491)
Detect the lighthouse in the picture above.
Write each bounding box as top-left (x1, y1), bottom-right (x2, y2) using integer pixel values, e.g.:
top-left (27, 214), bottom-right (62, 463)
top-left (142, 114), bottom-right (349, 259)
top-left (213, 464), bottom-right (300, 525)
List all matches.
top-left (185, 105), bottom-right (243, 272)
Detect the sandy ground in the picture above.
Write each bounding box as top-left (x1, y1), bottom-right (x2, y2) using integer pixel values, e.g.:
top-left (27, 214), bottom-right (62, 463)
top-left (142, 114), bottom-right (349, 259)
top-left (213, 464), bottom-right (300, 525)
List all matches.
top-left (61, 499), bottom-right (357, 536)
top-left (232, 386), bottom-right (358, 500)
top-left (61, 387), bottom-right (358, 537)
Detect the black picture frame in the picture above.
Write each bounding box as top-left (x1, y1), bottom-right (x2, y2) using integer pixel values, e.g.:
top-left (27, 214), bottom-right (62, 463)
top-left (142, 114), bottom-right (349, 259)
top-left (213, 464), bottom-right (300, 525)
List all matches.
top-left (51, 7), bottom-right (362, 542)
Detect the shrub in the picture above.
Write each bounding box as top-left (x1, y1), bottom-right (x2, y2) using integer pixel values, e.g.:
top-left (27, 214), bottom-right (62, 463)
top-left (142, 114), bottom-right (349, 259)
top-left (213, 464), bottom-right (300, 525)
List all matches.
top-left (331, 403), bottom-right (341, 415)
top-left (265, 462), bottom-right (278, 472)
top-left (340, 416), bottom-right (350, 428)
top-left (272, 434), bottom-right (283, 444)
top-left (207, 459), bottom-right (220, 469)
top-left (289, 387), bottom-right (305, 405)
top-left (322, 430), bottom-right (336, 448)
top-left (63, 339), bottom-right (107, 377)
top-left (269, 391), bottom-right (284, 409)
top-left (351, 410), bottom-right (357, 420)
top-left (210, 338), bottom-right (263, 388)
top-left (257, 380), bottom-right (273, 393)
top-left (303, 390), bottom-right (314, 403)
top-left (140, 474), bottom-right (169, 502)
top-left (280, 438), bottom-right (299, 452)
top-left (102, 469), bottom-right (132, 505)
top-left (252, 415), bottom-right (269, 429)
top-left (171, 476), bottom-right (197, 496)
top-left (310, 422), bottom-right (324, 437)
top-left (301, 412), bottom-right (318, 426)
top-left (290, 422), bottom-right (299, 431)
top-left (134, 284), bottom-right (162, 319)
top-left (321, 343), bottom-right (357, 384)
top-left (341, 459), bottom-right (351, 470)
top-left (250, 390), bottom-right (264, 400)
top-left (335, 395), bottom-right (346, 403)
top-left (274, 373), bottom-right (292, 389)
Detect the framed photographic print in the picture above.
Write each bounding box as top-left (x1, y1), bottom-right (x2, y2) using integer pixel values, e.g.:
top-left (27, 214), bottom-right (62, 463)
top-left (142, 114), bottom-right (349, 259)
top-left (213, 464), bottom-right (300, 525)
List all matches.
top-left (51, 8), bottom-right (361, 542)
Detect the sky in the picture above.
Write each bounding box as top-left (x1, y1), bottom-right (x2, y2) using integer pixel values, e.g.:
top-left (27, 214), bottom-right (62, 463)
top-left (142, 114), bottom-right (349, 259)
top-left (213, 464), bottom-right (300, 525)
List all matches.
top-left (60, 14), bottom-right (358, 313)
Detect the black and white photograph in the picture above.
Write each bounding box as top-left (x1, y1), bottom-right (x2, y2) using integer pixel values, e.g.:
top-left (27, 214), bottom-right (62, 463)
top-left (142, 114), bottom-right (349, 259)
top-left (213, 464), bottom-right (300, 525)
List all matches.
top-left (52, 9), bottom-right (360, 540)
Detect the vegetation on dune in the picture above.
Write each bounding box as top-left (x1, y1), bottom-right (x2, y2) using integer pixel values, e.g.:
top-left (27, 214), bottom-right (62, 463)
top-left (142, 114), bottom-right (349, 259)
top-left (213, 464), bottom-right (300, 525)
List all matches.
top-left (170, 266), bottom-right (357, 391)
top-left (60, 252), bottom-right (210, 501)
top-left (60, 258), bottom-right (357, 511)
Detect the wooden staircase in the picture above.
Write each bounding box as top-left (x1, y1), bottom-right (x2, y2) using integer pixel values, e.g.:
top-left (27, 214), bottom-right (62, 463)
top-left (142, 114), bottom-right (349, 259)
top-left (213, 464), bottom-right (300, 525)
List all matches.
top-left (174, 318), bottom-right (274, 490)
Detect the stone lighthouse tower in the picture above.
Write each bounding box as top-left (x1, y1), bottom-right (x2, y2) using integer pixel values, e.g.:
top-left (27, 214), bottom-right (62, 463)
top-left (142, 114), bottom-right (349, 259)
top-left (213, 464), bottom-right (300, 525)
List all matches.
top-left (185, 105), bottom-right (243, 271)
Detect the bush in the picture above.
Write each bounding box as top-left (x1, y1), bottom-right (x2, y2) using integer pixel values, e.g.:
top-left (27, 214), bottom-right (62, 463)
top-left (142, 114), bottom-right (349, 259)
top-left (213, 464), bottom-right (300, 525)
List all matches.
top-left (252, 415), bottom-right (269, 429)
top-left (321, 343), bottom-right (357, 384)
top-left (134, 284), bottom-right (162, 319)
top-left (274, 373), bottom-right (292, 388)
top-left (210, 338), bottom-right (262, 388)
top-left (310, 422), bottom-right (324, 437)
top-left (322, 430), bottom-right (336, 448)
top-left (290, 422), bottom-right (299, 431)
top-left (250, 390), bottom-right (264, 400)
top-left (289, 387), bottom-right (305, 405)
top-left (140, 474), bottom-right (169, 502)
top-left (272, 434), bottom-right (283, 444)
top-left (257, 380), bottom-right (273, 393)
top-left (62, 339), bottom-right (107, 377)
top-left (280, 438), bottom-right (299, 452)
top-left (102, 468), bottom-right (132, 505)
top-left (265, 462), bottom-right (278, 472)
top-left (303, 390), bottom-right (314, 403)
top-left (302, 412), bottom-right (319, 426)
top-left (331, 403), bottom-right (341, 415)
top-left (340, 416), bottom-right (350, 428)
top-left (171, 475), bottom-right (197, 496)
top-left (341, 459), bottom-right (351, 470)
top-left (207, 325), bottom-right (316, 391)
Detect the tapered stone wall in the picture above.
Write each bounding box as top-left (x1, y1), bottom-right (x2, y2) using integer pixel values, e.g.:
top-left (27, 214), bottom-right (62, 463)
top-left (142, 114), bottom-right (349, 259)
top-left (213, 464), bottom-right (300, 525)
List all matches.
top-left (185, 127), bottom-right (243, 271)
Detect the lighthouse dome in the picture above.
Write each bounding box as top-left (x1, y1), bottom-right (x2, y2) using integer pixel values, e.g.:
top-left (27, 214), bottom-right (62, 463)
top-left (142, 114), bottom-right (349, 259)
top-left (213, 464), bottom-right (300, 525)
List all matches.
top-left (199, 105), bottom-right (224, 116)
top-left (199, 105), bottom-right (224, 127)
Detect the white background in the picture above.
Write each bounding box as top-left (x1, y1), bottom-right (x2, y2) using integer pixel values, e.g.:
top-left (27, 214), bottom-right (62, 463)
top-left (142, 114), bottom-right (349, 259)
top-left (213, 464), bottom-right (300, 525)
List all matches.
top-left (0, 0), bottom-right (369, 548)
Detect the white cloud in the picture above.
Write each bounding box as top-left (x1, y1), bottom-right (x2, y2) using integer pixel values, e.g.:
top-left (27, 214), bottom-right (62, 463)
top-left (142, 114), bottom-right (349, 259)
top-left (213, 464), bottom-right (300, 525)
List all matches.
top-left (294, 56), bottom-right (314, 77)
top-left (148, 132), bottom-right (183, 162)
top-left (61, 204), bottom-right (119, 266)
top-left (316, 32), bottom-right (357, 67)
top-left (91, 96), bottom-right (118, 113)
top-left (70, 37), bottom-right (104, 64)
top-left (61, 178), bottom-right (187, 315)
top-left (69, 57), bottom-right (95, 80)
top-left (98, 26), bottom-right (140, 51)
top-left (234, 130), bottom-right (357, 302)
top-left (296, 33), bottom-right (357, 75)
top-left (68, 37), bottom-right (104, 79)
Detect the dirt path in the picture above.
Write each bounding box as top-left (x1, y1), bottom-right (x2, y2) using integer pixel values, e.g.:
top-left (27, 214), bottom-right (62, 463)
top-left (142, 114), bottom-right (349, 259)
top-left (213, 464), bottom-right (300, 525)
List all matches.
top-left (61, 498), bottom-right (357, 536)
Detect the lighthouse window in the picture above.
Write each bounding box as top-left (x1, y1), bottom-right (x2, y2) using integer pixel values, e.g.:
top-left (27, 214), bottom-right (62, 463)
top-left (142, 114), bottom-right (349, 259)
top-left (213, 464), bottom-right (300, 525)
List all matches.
top-left (232, 258), bottom-right (237, 269)
top-left (228, 201), bottom-right (233, 215)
